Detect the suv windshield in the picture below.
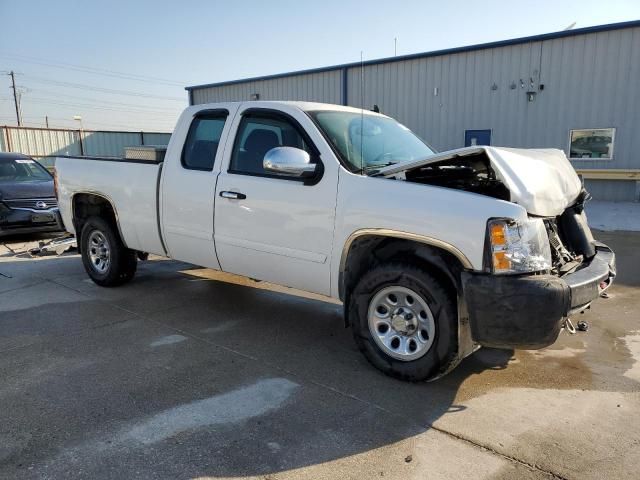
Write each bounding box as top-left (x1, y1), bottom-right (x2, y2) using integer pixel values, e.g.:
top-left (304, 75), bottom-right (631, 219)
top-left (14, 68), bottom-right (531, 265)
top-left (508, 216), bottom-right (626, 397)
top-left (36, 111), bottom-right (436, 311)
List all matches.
top-left (309, 110), bottom-right (435, 174)
top-left (0, 157), bottom-right (52, 183)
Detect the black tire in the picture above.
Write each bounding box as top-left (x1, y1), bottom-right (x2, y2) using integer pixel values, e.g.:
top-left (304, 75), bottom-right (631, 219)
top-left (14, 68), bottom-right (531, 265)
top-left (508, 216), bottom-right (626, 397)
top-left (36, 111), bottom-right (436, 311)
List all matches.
top-left (80, 216), bottom-right (137, 287)
top-left (348, 263), bottom-right (457, 381)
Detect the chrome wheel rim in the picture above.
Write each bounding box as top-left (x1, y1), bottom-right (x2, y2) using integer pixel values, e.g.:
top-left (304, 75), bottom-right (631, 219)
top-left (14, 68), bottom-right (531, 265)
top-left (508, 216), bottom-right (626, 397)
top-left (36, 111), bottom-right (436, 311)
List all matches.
top-left (88, 230), bottom-right (111, 274)
top-left (367, 286), bottom-right (436, 361)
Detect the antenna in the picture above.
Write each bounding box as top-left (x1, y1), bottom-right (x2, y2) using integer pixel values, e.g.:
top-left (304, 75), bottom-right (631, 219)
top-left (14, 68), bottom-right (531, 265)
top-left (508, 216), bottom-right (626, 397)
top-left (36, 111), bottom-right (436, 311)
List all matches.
top-left (563, 22), bottom-right (576, 31)
top-left (360, 51), bottom-right (365, 174)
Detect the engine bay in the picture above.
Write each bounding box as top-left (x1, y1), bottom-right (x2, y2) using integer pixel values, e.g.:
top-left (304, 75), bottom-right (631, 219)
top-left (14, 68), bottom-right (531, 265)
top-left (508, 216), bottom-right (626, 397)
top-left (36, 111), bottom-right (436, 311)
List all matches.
top-left (395, 152), bottom-right (511, 201)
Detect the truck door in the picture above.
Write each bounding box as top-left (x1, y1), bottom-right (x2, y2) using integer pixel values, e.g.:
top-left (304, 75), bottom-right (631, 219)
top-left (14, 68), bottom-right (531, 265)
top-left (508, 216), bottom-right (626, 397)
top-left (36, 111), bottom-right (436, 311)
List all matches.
top-left (213, 105), bottom-right (338, 296)
top-left (161, 108), bottom-right (235, 268)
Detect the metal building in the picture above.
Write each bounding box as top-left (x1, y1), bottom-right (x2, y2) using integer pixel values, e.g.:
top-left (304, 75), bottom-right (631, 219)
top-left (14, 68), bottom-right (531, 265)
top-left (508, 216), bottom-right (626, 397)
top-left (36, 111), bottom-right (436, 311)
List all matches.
top-left (186, 20), bottom-right (640, 202)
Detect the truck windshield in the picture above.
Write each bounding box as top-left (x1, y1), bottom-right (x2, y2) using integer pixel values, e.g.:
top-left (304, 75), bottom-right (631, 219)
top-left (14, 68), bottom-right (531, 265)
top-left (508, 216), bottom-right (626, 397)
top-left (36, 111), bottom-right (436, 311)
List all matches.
top-left (309, 110), bottom-right (435, 174)
top-left (0, 157), bottom-right (52, 183)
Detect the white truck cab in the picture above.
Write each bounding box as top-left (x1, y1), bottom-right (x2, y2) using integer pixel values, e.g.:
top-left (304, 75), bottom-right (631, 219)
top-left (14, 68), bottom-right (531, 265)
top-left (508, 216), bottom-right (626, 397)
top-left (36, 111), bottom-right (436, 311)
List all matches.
top-left (55, 101), bottom-right (616, 381)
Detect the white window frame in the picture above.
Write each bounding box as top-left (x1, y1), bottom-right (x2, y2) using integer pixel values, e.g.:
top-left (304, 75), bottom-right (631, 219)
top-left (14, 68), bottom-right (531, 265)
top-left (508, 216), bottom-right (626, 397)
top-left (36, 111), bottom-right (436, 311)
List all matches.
top-left (568, 127), bottom-right (616, 161)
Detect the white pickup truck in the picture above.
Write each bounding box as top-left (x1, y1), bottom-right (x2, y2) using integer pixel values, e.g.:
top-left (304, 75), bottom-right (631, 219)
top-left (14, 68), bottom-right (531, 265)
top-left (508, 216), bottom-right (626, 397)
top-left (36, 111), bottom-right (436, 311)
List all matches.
top-left (55, 101), bottom-right (616, 381)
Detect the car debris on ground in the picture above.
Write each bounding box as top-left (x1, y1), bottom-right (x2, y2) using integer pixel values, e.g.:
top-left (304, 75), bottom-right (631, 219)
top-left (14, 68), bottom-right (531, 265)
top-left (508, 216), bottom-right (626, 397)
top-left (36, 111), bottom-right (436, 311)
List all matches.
top-left (28, 234), bottom-right (77, 256)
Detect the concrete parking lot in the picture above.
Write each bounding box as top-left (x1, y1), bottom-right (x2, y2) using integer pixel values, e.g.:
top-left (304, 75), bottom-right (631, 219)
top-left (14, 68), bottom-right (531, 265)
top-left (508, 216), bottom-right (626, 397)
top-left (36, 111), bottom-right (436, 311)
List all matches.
top-left (0, 230), bottom-right (638, 480)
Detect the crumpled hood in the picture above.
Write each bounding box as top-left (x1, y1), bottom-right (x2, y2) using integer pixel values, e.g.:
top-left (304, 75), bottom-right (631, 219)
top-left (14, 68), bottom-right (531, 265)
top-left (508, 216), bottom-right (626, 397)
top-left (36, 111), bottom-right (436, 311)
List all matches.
top-left (378, 146), bottom-right (582, 217)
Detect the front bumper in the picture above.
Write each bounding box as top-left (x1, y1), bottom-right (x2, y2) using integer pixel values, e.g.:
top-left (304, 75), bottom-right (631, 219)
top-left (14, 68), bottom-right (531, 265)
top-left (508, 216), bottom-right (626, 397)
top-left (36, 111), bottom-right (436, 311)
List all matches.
top-left (462, 243), bottom-right (616, 349)
top-left (0, 207), bottom-right (64, 237)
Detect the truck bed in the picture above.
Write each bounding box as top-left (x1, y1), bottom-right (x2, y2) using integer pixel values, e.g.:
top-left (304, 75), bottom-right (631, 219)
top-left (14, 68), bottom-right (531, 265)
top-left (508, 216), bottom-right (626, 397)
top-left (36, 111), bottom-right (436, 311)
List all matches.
top-left (55, 156), bottom-right (165, 255)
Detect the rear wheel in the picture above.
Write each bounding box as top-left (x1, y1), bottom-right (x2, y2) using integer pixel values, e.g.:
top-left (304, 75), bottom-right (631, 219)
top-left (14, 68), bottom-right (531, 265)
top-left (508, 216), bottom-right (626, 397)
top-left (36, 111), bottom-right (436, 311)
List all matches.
top-left (349, 263), bottom-right (457, 381)
top-left (80, 216), bottom-right (136, 287)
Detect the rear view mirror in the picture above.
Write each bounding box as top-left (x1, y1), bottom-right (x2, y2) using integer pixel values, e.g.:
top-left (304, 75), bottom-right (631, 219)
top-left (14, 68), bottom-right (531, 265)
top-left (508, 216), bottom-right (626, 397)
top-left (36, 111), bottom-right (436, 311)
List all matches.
top-left (263, 147), bottom-right (317, 178)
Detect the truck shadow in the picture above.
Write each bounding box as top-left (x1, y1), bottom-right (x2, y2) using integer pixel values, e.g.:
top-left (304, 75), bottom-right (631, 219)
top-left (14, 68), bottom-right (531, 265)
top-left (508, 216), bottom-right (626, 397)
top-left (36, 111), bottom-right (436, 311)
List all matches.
top-left (175, 271), bottom-right (637, 479)
top-left (0, 254), bottom-right (512, 478)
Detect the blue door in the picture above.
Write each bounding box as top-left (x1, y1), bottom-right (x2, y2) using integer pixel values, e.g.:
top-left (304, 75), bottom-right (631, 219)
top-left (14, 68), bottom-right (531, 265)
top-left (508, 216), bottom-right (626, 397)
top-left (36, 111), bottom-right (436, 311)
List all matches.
top-left (465, 129), bottom-right (491, 147)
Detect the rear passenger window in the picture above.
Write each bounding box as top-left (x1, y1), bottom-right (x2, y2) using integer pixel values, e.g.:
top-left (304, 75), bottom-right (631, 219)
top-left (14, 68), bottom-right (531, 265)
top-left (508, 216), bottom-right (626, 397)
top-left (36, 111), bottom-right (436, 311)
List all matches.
top-left (182, 115), bottom-right (227, 171)
top-left (230, 114), bottom-right (311, 175)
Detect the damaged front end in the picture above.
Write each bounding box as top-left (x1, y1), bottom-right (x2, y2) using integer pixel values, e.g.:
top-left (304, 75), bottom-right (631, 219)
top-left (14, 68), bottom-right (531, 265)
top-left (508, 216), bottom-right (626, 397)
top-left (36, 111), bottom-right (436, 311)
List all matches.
top-left (461, 199), bottom-right (615, 349)
top-left (376, 145), bottom-right (583, 217)
top-left (377, 146), bottom-right (616, 349)
top-left (545, 191), bottom-right (595, 275)
top-left (543, 193), bottom-right (615, 313)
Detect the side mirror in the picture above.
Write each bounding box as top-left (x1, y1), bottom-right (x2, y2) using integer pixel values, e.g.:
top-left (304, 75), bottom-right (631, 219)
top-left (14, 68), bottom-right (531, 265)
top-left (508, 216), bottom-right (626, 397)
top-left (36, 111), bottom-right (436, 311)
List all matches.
top-left (263, 147), bottom-right (317, 178)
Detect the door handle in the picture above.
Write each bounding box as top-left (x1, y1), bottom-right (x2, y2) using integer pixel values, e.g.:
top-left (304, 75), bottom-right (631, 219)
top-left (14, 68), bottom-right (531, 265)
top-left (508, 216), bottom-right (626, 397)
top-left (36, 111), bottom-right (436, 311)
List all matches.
top-left (219, 191), bottom-right (247, 200)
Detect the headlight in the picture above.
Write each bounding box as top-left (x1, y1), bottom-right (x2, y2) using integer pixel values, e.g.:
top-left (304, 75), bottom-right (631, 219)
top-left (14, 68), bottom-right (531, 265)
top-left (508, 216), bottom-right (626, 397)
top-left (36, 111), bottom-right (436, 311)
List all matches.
top-left (487, 217), bottom-right (552, 274)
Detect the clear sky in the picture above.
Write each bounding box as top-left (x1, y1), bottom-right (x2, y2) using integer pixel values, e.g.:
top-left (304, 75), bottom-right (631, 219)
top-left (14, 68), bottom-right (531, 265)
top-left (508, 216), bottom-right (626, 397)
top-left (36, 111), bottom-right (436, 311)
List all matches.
top-left (1, 0), bottom-right (639, 132)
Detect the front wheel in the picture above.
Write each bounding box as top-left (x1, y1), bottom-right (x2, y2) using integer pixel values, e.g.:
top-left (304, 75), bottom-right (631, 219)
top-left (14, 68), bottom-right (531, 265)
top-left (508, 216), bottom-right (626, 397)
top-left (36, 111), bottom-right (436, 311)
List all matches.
top-left (80, 216), bottom-right (137, 287)
top-left (348, 263), bottom-right (458, 381)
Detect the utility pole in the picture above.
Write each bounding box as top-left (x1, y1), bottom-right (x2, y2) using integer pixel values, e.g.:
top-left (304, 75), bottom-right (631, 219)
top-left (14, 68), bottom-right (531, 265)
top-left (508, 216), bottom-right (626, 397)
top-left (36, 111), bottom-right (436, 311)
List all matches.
top-left (8, 71), bottom-right (22, 126)
top-left (45, 116), bottom-right (49, 128)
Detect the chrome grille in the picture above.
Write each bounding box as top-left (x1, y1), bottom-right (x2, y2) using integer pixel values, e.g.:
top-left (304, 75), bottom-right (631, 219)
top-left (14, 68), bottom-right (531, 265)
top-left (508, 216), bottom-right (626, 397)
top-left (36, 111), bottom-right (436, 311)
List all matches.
top-left (4, 198), bottom-right (58, 210)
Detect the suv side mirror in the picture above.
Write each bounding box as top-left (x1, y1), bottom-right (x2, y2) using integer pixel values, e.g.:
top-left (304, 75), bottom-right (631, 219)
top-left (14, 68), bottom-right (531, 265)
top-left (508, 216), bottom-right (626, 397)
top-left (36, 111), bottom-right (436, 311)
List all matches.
top-left (263, 147), bottom-right (317, 178)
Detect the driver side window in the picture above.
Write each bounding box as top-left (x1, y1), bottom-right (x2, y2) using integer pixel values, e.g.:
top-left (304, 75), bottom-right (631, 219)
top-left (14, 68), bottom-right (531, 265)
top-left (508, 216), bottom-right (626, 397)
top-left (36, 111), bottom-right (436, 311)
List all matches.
top-left (182, 114), bottom-right (228, 171)
top-left (229, 114), bottom-right (311, 175)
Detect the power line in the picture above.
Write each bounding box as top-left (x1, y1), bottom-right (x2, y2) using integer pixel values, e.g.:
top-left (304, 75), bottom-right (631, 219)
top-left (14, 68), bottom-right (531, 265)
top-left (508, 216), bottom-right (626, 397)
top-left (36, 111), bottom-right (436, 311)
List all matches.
top-left (0, 114), bottom-right (174, 131)
top-left (68, 120), bottom-right (173, 131)
top-left (27, 88), bottom-right (182, 111)
top-left (1, 69), bottom-right (184, 130)
top-left (23, 75), bottom-right (186, 101)
top-left (0, 52), bottom-right (187, 86)
top-left (24, 96), bottom-right (182, 115)
top-left (1, 114), bottom-right (171, 124)
top-left (3, 119), bottom-right (173, 129)
top-left (0, 112), bottom-right (175, 124)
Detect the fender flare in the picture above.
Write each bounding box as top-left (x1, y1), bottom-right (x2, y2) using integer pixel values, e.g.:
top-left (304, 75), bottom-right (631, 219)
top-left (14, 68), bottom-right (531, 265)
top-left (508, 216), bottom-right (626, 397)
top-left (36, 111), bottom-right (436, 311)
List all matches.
top-left (71, 191), bottom-right (128, 249)
top-left (338, 228), bottom-right (478, 377)
top-left (338, 228), bottom-right (474, 299)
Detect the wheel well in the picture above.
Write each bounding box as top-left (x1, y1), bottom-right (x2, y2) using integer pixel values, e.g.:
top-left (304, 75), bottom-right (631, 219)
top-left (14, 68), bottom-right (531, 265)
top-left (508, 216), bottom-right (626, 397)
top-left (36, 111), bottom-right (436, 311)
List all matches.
top-left (341, 235), bottom-right (465, 310)
top-left (72, 193), bottom-right (120, 251)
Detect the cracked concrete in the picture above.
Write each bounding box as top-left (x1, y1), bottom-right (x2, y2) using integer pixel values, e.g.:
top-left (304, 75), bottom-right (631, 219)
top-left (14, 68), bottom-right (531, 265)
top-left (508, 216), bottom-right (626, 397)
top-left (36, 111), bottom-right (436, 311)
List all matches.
top-left (0, 230), bottom-right (638, 479)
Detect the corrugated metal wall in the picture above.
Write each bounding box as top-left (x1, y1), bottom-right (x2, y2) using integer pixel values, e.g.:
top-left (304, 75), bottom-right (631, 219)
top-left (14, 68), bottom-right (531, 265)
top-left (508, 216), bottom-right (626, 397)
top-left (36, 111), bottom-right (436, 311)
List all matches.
top-left (1, 128), bottom-right (81, 157)
top-left (584, 179), bottom-right (638, 203)
top-left (191, 70), bottom-right (342, 105)
top-left (141, 132), bottom-right (172, 145)
top-left (189, 25), bottom-right (640, 201)
top-left (350, 27), bottom-right (640, 173)
top-left (81, 131), bottom-right (144, 157)
top-left (347, 42), bottom-right (546, 153)
top-left (1, 127), bottom-right (171, 168)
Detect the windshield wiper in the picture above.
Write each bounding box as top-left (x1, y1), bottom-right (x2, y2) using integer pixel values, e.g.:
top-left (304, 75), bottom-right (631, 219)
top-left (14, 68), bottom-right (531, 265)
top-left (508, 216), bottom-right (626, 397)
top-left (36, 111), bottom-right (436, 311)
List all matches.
top-left (363, 162), bottom-right (398, 175)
